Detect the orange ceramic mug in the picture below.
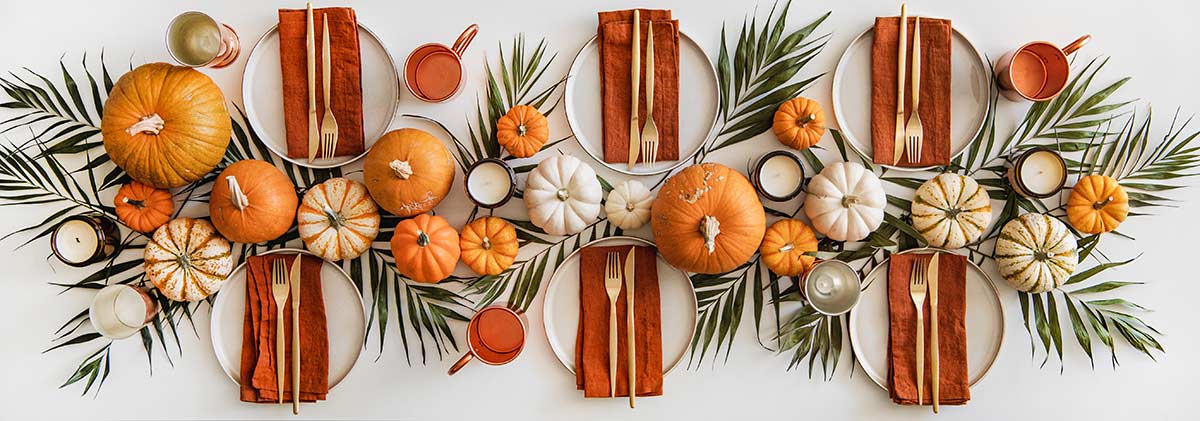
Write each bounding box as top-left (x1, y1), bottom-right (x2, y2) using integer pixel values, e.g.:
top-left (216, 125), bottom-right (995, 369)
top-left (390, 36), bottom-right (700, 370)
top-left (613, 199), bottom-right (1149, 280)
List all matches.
top-left (404, 24), bottom-right (479, 103)
top-left (994, 35), bottom-right (1090, 101)
top-left (447, 304), bottom-right (527, 375)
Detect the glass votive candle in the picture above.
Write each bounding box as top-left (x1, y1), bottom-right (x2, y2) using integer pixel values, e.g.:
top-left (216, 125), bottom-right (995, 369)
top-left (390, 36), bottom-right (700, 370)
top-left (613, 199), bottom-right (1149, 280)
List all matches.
top-left (749, 150), bottom-right (806, 202)
top-left (50, 214), bottom-right (119, 267)
top-left (465, 158), bottom-right (516, 209)
top-left (166, 11), bottom-right (240, 68)
top-left (89, 285), bottom-right (160, 340)
top-left (799, 260), bottom-right (862, 316)
top-left (1008, 146), bottom-right (1067, 199)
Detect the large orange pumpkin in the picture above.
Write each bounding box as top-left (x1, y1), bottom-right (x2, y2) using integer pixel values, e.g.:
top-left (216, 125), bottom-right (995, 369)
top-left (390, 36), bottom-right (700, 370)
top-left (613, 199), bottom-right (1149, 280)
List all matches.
top-left (363, 128), bottom-right (455, 217)
top-left (1067, 175), bottom-right (1129, 234)
top-left (496, 105), bottom-right (549, 158)
top-left (459, 216), bottom-right (518, 276)
top-left (113, 181), bottom-right (173, 233)
top-left (651, 163), bottom-right (766, 274)
top-left (391, 214), bottom-right (460, 283)
top-left (760, 219), bottom-right (819, 277)
top-left (209, 160), bottom-right (298, 244)
top-left (772, 97), bottom-right (825, 150)
top-left (101, 63), bottom-right (231, 188)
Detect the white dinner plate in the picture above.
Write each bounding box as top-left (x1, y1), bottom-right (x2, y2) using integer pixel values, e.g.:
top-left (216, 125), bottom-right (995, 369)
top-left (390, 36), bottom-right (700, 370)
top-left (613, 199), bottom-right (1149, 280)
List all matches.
top-left (848, 249), bottom-right (1005, 390)
top-left (564, 30), bottom-right (718, 176)
top-left (831, 24), bottom-right (991, 171)
top-left (210, 248), bottom-right (366, 389)
top-left (241, 23), bottom-right (399, 169)
top-left (542, 236), bottom-right (697, 374)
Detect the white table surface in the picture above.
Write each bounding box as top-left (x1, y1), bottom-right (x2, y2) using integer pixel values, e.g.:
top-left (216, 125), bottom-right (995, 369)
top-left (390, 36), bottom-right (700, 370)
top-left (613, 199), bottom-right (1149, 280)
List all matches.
top-left (1, 0), bottom-right (1198, 419)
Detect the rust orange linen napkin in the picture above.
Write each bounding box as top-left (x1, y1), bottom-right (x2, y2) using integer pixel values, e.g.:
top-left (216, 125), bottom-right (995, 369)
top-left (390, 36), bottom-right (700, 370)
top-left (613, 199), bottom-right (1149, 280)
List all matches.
top-left (278, 7), bottom-right (364, 159)
top-left (870, 16), bottom-right (952, 167)
top-left (576, 245), bottom-right (663, 397)
top-left (239, 255), bottom-right (329, 403)
top-left (598, 9), bottom-right (679, 164)
top-left (887, 252), bottom-right (969, 405)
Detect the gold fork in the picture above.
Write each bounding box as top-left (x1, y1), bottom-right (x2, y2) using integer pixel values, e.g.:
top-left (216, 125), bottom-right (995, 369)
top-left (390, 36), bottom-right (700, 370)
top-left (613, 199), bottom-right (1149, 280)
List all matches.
top-left (904, 16), bottom-right (925, 164)
top-left (269, 258), bottom-right (289, 404)
top-left (319, 14), bottom-right (339, 160)
top-left (908, 256), bottom-right (928, 406)
top-left (640, 21), bottom-right (660, 167)
top-left (604, 252), bottom-right (623, 398)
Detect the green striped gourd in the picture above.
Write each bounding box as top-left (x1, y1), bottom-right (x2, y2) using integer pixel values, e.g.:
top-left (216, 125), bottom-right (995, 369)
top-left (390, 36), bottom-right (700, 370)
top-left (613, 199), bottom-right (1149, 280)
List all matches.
top-left (911, 173), bottom-right (992, 249)
top-left (996, 213), bottom-right (1077, 293)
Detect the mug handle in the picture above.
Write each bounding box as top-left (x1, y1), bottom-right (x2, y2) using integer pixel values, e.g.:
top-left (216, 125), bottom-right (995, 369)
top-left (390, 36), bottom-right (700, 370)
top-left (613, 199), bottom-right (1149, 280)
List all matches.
top-left (447, 352), bottom-right (473, 375)
top-left (1061, 35), bottom-right (1091, 56)
top-left (452, 24), bottom-right (480, 58)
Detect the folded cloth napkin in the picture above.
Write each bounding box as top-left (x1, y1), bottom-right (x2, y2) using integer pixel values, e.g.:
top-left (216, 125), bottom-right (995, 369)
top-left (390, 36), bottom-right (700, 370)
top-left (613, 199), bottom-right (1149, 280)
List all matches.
top-left (576, 245), bottom-right (663, 397)
top-left (870, 16), bottom-right (952, 167)
top-left (887, 252), bottom-right (969, 405)
top-left (239, 254), bottom-right (329, 403)
top-left (278, 7), bottom-right (364, 159)
top-left (598, 9), bottom-right (680, 164)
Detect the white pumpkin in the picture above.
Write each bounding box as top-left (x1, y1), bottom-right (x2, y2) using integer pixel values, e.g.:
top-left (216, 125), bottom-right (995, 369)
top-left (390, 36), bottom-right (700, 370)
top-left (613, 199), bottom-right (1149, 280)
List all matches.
top-left (996, 213), bottom-right (1078, 293)
top-left (524, 155), bottom-right (602, 236)
top-left (804, 161), bottom-right (886, 242)
top-left (297, 178), bottom-right (381, 261)
top-left (605, 180), bottom-right (654, 230)
top-left (144, 218), bottom-right (233, 302)
top-left (911, 173), bottom-right (993, 249)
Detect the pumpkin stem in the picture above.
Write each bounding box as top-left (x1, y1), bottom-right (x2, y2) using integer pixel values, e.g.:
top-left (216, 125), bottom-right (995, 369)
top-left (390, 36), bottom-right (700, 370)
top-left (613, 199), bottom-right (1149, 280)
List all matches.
top-left (121, 197), bottom-right (147, 209)
top-left (517, 124), bottom-right (528, 137)
top-left (699, 215), bottom-right (721, 254)
top-left (779, 243), bottom-right (794, 253)
top-left (390, 160), bottom-right (414, 179)
top-left (841, 195), bottom-right (860, 208)
top-left (944, 207), bottom-right (962, 220)
top-left (1093, 196), bottom-right (1114, 210)
top-left (482, 236), bottom-right (492, 250)
top-left (625, 202), bottom-right (636, 211)
top-left (417, 230), bottom-right (431, 247)
top-left (796, 114), bottom-right (817, 127)
top-left (226, 177), bottom-right (250, 211)
top-left (126, 114), bottom-right (165, 136)
top-left (556, 188), bottom-right (570, 201)
top-left (322, 205), bottom-right (345, 229)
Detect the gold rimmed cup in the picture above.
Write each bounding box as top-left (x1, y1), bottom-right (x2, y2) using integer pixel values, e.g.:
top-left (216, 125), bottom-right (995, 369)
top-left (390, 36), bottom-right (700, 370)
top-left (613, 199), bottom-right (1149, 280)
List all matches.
top-left (166, 11), bottom-right (240, 68)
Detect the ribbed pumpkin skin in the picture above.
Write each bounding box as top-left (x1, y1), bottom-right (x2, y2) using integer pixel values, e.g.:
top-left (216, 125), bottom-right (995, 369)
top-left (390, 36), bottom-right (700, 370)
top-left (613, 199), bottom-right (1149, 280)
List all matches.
top-left (911, 173), bottom-right (992, 249)
top-left (1067, 175), bottom-right (1128, 234)
top-left (459, 216), bottom-right (518, 276)
top-left (297, 178), bottom-right (380, 261)
top-left (651, 163), bottom-right (766, 274)
top-left (114, 181), bottom-right (173, 233)
top-left (804, 161), bottom-right (885, 242)
top-left (760, 219), bottom-right (818, 276)
top-left (210, 160), bottom-right (298, 244)
top-left (772, 97), bottom-right (826, 150)
top-left (391, 214), bottom-right (460, 283)
top-left (996, 213), bottom-right (1078, 293)
top-left (144, 218), bottom-right (233, 302)
top-left (363, 128), bottom-right (455, 217)
top-left (101, 63), bottom-right (231, 188)
top-left (496, 105), bottom-right (549, 158)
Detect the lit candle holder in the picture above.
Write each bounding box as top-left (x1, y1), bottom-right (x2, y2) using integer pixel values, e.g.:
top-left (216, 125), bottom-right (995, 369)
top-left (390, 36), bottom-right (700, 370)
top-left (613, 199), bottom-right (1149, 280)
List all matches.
top-left (89, 285), bottom-right (160, 340)
top-left (799, 260), bottom-right (862, 315)
top-left (750, 150), bottom-right (806, 201)
top-left (1008, 147), bottom-right (1067, 199)
top-left (50, 214), bottom-right (119, 267)
top-left (166, 11), bottom-right (240, 68)
top-left (465, 158), bottom-right (517, 209)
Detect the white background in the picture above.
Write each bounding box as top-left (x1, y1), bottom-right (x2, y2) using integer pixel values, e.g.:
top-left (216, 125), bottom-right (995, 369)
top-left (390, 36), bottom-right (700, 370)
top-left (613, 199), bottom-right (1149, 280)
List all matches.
top-left (1, 0), bottom-right (1198, 420)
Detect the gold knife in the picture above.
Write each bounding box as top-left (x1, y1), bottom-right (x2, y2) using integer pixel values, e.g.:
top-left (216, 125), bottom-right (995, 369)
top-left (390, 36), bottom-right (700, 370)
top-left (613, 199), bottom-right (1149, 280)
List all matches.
top-left (290, 254), bottom-right (303, 414)
top-left (928, 251), bottom-right (940, 413)
top-left (893, 3), bottom-right (908, 166)
top-left (623, 247), bottom-right (636, 408)
top-left (305, 3), bottom-right (319, 163)
top-left (627, 9), bottom-right (642, 170)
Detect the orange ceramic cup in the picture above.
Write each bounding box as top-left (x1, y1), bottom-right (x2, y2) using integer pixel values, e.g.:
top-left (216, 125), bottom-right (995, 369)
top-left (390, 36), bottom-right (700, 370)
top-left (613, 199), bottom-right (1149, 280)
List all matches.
top-left (447, 305), bottom-right (527, 375)
top-left (994, 35), bottom-right (1090, 101)
top-left (404, 24), bottom-right (479, 103)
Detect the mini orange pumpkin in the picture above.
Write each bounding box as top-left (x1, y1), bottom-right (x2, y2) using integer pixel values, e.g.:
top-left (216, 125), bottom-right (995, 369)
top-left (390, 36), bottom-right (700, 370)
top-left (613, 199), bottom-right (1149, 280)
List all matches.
top-left (209, 160), bottom-right (298, 243)
top-left (496, 105), bottom-right (549, 158)
top-left (459, 216), bottom-right (518, 276)
top-left (363, 128), bottom-right (455, 217)
top-left (651, 163), bottom-right (766, 274)
top-left (1067, 175), bottom-right (1129, 234)
top-left (772, 97), bottom-right (825, 150)
top-left (391, 214), bottom-right (460, 283)
top-left (113, 181), bottom-right (173, 233)
top-left (760, 219), bottom-right (819, 277)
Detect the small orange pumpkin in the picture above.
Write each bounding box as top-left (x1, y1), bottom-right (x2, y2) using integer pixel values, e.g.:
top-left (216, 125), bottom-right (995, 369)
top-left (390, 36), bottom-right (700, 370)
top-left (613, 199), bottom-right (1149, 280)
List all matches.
top-left (772, 97), bottom-right (826, 150)
top-left (113, 181), bottom-right (173, 233)
top-left (209, 160), bottom-right (298, 244)
top-left (496, 105), bottom-right (549, 158)
top-left (760, 219), bottom-right (819, 277)
top-left (363, 128), bottom-right (455, 217)
top-left (391, 214), bottom-right (460, 283)
top-left (459, 216), bottom-right (518, 276)
top-left (650, 163), bottom-right (766, 274)
top-left (1066, 175), bottom-right (1129, 234)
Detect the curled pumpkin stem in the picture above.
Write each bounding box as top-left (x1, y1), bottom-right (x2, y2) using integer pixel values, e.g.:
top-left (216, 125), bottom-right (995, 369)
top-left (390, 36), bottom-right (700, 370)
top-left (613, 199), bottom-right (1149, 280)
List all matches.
top-left (779, 243), bottom-right (794, 253)
top-left (699, 215), bottom-right (721, 254)
top-left (1093, 196), bottom-right (1114, 210)
top-left (121, 197), bottom-right (146, 209)
top-left (390, 160), bottom-right (414, 179)
top-left (517, 124), bottom-right (528, 137)
top-left (416, 230), bottom-right (430, 247)
top-left (126, 114), bottom-right (165, 136)
top-left (481, 236), bottom-right (492, 250)
top-left (796, 113), bottom-right (817, 127)
top-left (226, 176), bottom-right (250, 210)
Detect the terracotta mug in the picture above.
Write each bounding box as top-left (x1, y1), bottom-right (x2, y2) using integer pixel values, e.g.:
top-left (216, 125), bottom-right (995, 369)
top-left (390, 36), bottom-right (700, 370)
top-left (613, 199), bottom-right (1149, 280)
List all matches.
top-left (994, 35), bottom-right (1090, 101)
top-left (404, 24), bottom-right (479, 103)
top-left (448, 304), bottom-right (527, 375)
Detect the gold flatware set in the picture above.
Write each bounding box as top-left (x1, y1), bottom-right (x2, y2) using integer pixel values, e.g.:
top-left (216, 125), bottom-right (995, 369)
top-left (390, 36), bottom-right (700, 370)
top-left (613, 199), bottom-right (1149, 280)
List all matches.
top-left (603, 249), bottom-right (639, 408)
top-left (908, 251), bottom-right (941, 412)
top-left (270, 255), bottom-right (306, 414)
top-left (307, 2), bottom-right (339, 163)
top-left (628, 11), bottom-right (660, 169)
top-left (894, 3), bottom-right (925, 166)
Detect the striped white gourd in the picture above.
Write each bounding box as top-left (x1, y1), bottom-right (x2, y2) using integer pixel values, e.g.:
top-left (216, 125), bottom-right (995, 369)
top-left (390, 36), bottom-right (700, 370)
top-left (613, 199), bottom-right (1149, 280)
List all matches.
top-left (911, 173), bottom-right (992, 249)
top-left (144, 218), bottom-right (233, 302)
top-left (298, 178), bottom-right (381, 261)
top-left (996, 213), bottom-right (1078, 293)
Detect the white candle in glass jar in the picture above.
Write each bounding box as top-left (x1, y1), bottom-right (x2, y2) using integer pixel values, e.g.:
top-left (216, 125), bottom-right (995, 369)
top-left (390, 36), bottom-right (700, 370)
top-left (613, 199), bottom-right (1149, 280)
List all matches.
top-left (53, 219), bottom-right (100, 264)
top-left (756, 153), bottom-right (804, 199)
top-left (467, 160), bottom-right (513, 207)
top-left (1019, 150), bottom-right (1066, 196)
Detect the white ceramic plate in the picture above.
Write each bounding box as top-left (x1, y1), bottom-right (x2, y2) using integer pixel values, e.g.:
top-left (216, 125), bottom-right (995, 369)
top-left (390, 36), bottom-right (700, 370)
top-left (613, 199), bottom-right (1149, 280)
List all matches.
top-left (542, 236), bottom-right (697, 374)
top-left (241, 23), bottom-right (399, 169)
top-left (210, 248), bottom-right (366, 389)
top-left (564, 31), bottom-right (718, 176)
top-left (849, 249), bottom-right (1005, 390)
top-left (831, 25), bottom-right (991, 171)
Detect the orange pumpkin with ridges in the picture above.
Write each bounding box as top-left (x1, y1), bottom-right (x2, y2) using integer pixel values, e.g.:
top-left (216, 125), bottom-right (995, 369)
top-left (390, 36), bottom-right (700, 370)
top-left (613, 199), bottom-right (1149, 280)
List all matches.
top-left (363, 128), bottom-right (455, 217)
top-left (209, 160), bottom-right (298, 244)
top-left (113, 181), bottom-right (173, 233)
top-left (391, 214), bottom-right (460, 283)
top-left (650, 163), bottom-right (766, 274)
